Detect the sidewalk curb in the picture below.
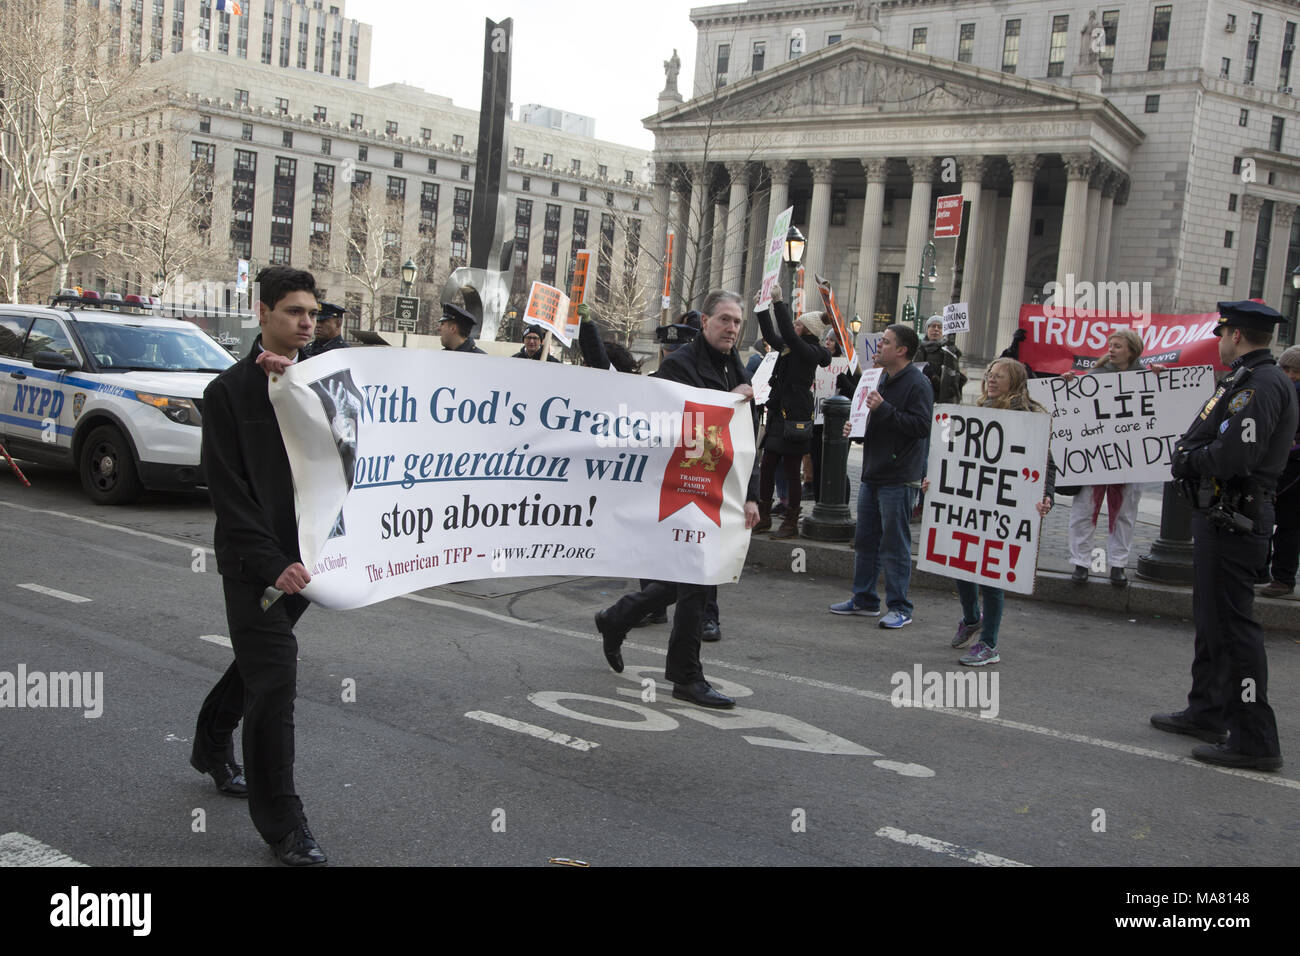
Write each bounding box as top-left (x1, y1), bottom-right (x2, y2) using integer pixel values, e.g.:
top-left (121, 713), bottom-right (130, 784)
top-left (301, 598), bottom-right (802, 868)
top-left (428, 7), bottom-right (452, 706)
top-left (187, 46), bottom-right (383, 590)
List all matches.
top-left (744, 535), bottom-right (1300, 633)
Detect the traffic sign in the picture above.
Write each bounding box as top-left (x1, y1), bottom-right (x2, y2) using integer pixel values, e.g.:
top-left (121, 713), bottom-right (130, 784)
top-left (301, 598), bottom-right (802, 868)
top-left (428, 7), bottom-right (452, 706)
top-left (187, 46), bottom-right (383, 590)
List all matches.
top-left (933, 195), bottom-right (964, 238)
top-left (395, 295), bottom-right (419, 334)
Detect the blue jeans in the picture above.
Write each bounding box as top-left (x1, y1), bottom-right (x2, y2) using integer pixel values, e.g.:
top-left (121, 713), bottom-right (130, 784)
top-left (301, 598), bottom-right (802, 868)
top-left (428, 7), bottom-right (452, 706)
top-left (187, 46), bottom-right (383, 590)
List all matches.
top-left (852, 482), bottom-right (917, 613)
top-left (956, 580), bottom-right (1004, 648)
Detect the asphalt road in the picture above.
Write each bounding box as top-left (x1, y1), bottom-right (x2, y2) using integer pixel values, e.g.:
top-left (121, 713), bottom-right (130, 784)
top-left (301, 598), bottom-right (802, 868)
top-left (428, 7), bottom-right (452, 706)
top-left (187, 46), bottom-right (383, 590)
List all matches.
top-left (1, 462), bottom-right (1297, 869)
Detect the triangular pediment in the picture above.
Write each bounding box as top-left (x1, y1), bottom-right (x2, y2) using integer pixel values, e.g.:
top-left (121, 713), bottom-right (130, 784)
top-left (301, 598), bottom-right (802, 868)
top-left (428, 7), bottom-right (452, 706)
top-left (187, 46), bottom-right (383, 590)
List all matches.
top-left (647, 38), bottom-right (1099, 129)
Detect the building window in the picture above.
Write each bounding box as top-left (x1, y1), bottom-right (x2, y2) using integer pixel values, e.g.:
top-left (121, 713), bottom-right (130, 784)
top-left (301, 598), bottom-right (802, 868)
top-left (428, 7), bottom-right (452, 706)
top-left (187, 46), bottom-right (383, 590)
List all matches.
top-left (911, 28), bottom-right (927, 53)
top-left (624, 169), bottom-right (634, 183)
top-left (571, 208), bottom-right (588, 273)
top-left (571, 158), bottom-right (581, 174)
top-left (427, 158), bottom-right (437, 173)
top-left (1250, 200), bottom-right (1273, 297)
top-left (282, 130), bottom-right (293, 147)
top-left (358, 145), bottom-right (368, 162)
top-left (421, 128), bottom-right (432, 142)
top-left (1001, 20), bottom-right (1020, 74)
top-left (512, 199), bottom-right (533, 293)
top-left (451, 187), bottom-right (472, 265)
top-left (297, 19), bottom-right (308, 70)
top-left (276, 96), bottom-right (289, 115)
top-left (240, 122), bottom-right (252, 141)
top-left (827, 33), bottom-right (841, 46)
top-left (320, 137), bottom-right (331, 156)
top-left (1232, 156), bottom-right (1242, 174)
top-left (313, 105), bottom-right (327, 122)
top-left (1246, 12), bottom-right (1261, 82)
top-left (540, 203), bottom-right (560, 286)
top-left (386, 176), bottom-right (406, 203)
top-left (394, 151), bottom-right (403, 169)
top-left (230, 148), bottom-right (256, 261)
top-left (550, 181), bottom-right (559, 197)
top-left (542, 153), bottom-right (553, 168)
top-left (236, 88), bottom-right (249, 108)
top-left (190, 142), bottom-right (216, 234)
top-left (279, 9), bottom-right (290, 67)
top-left (605, 191), bottom-right (614, 206)
top-left (1240, 108), bottom-right (1249, 126)
top-left (956, 23), bottom-right (975, 64)
top-left (314, 24), bottom-right (325, 73)
top-left (596, 213), bottom-right (615, 302)
top-left (522, 176), bottom-right (531, 192)
top-left (270, 156), bottom-right (296, 266)
top-left (198, 114), bottom-right (211, 133)
top-left (598, 164), bottom-right (608, 179)
top-left (752, 40), bottom-right (765, 73)
top-left (633, 197), bottom-right (640, 212)
top-left (579, 187), bottom-right (587, 202)
top-left (1144, 95), bottom-right (1160, 112)
top-left (460, 164), bottom-right (470, 181)
top-left (514, 147), bottom-right (525, 163)
top-left (1100, 10), bottom-right (1119, 75)
top-left (1147, 5), bottom-right (1171, 71)
top-left (173, 2), bottom-right (187, 54)
top-left (1271, 116), bottom-right (1286, 150)
top-left (385, 121), bottom-right (398, 136)
top-left (1225, 230), bottom-right (1234, 248)
top-left (1228, 193), bottom-right (1238, 211)
top-left (716, 42), bottom-right (729, 86)
top-left (1222, 57), bottom-right (1232, 79)
top-left (1282, 22), bottom-right (1296, 89)
top-left (350, 113), bottom-right (363, 130)
top-left (1220, 267), bottom-right (1230, 286)
top-left (1048, 15), bottom-right (1068, 76)
top-left (452, 134), bottom-right (464, 149)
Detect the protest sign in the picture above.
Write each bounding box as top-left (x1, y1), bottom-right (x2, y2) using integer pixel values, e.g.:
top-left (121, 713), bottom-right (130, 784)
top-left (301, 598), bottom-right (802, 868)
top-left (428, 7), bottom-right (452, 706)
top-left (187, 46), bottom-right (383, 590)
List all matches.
top-left (268, 349), bottom-right (757, 610)
top-left (917, 404), bottom-right (1051, 595)
top-left (793, 265), bottom-right (806, 316)
top-left (750, 351), bottom-right (778, 406)
top-left (1018, 305), bottom-right (1227, 374)
top-left (567, 248), bottom-right (592, 328)
top-left (856, 330), bottom-right (885, 368)
top-left (756, 206), bottom-right (793, 312)
top-left (661, 232), bottom-right (673, 311)
top-left (813, 355), bottom-right (852, 424)
top-left (847, 368), bottom-right (884, 438)
top-left (943, 302), bottom-right (969, 335)
top-left (524, 280), bottom-right (577, 346)
top-left (1027, 365), bottom-right (1214, 485)
top-left (815, 275), bottom-right (858, 371)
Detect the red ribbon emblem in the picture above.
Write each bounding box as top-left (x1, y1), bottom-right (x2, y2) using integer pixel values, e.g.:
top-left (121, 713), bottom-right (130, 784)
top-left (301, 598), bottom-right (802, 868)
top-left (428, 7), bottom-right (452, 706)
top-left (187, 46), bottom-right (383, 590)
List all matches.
top-left (659, 401), bottom-right (735, 526)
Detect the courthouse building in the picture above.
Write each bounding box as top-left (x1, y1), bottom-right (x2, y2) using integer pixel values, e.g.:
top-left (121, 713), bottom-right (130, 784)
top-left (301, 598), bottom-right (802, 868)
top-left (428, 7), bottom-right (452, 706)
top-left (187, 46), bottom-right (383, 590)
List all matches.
top-left (647, 0), bottom-right (1300, 358)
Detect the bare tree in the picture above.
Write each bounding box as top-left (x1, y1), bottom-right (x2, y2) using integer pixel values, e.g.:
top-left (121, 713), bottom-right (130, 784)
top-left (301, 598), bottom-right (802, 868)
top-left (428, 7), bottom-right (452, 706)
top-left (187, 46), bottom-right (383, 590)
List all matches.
top-left (341, 177), bottom-right (404, 330)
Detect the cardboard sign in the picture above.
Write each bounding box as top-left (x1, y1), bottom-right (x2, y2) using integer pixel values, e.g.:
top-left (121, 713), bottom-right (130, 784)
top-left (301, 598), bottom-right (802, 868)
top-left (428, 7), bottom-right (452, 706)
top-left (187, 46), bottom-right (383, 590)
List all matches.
top-left (813, 355), bottom-right (852, 424)
top-left (933, 195), bottom-right (963, 238)
top-left (793, 265), bottom-right (806, 317)
top-left (750, 351), bottom-right (778, 406)
top-left (525, 280), bottom-right (577, 346)
top-left (847, 368), bottom-right (885, 438)
top-left (1027, 365), bottom-right (1215, 484)
top-left (917, 404), bottom-right (1051, 595)
top-left (856, 330), bottom-right (885, 369)
top-left (815, 275), bottom-right (859, 372)
top-left (566, 249), bottom-right (592, 329)
top-left (942, 302), bottom-right (969, 335)
top-left (1017, 305), bottom-right (1228, 374)
top-left (756, 206), bottom-right (793, 312)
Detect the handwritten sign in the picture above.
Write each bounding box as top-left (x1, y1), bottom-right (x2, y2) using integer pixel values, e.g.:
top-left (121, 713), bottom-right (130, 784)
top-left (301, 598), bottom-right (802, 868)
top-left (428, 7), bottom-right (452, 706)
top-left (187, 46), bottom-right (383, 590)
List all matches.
top-left (813, 355), bottom-right (852, 424)
top-left (750, 351), bottom-right (778, 406)
top-left (1027, 365), bottom-right (1215, 484)
top-left (756, 206), bottom-right (793, 312)
top-left (815, 274), bottom-right (858, 372)
top-left (847, 368), bottom-right (884, 438)
top-left (943, 302), bottom-right (969, 335)
top-left (567, 249), bottom-right (592, 331)
top-left (524, 281), bottom-right (576, 346)
top-left (917, 404), bottom-right (1051, 596)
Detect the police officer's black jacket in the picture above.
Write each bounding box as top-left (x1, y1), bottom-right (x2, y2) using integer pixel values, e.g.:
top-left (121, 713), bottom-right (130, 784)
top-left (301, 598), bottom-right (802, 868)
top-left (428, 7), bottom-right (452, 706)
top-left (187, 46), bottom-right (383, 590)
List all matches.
top-left (452, 336), bottom-right (486, 354)
top-left (654, 332), bottom-right (761, 503)
top-left (201, 337), bottom-right (301, 586)
top-left (301, 335), bottom-right (347, 359)
top-left (1177, 348), bottom-right (1299, 499)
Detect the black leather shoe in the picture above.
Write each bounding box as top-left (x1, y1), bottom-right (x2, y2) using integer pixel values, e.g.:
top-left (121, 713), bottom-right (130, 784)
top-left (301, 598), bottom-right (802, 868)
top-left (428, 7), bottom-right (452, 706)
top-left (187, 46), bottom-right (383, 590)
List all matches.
top-left (1111, 567), bottom-right (1128, 587)
top-left (672, 680), bottom-right (734, 709)
top-left (271, 824), bottom-right (328, 866)
top-left (594, 610), bottom-right (624, 674)
top-left (1191, 744), bottom-right (1282, 772)
top-left (1071, 565), bottom-right (1089, 583)
top-left (700, 620), bottom-right (721, 642)
top-left (190, 750), bottom-right (248, 797)
top-left (1150, 710), bottom-right (1228, 744)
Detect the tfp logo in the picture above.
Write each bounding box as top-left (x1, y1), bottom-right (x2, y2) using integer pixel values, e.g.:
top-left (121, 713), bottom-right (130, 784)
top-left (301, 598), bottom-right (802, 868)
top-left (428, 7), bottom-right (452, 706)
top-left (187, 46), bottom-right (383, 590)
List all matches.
top-left (11, 384), bottom-right (64, 419)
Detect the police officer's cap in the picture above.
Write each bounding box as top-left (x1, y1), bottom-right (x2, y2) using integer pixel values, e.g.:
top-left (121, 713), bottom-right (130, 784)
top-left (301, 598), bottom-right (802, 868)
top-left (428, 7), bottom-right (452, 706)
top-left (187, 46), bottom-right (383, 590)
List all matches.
top-left (440, 302), bottom-right (478, 330)
top-left (655, 323), bottom-right (699, 351)
top-left (317, 301), bottom-right (346, 320)
top-left (679, 310), bottom-right (703, 331)
top-left (1213, 300), bottom-right (1284, 336)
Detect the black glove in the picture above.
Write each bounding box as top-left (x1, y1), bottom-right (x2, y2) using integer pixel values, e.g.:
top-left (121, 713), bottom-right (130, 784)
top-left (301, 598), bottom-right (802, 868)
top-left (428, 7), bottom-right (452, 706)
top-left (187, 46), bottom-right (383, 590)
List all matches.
top-left (1170, 446), bottom-right (1194, 479)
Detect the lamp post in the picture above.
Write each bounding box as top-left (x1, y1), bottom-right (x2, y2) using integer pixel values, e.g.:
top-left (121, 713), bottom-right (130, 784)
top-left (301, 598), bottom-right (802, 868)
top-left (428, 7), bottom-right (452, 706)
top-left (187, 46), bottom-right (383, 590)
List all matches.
top-left (781, 224), bottom-right (806, 298)
top-left (901, 240), bottom-right (937, 333)
top-left (400, 258), bottom-right (417, 346)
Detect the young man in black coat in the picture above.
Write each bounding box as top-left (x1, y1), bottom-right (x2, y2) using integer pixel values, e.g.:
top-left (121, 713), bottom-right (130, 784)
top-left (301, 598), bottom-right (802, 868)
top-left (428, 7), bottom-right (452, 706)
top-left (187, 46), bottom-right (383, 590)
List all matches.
top-left (191, 266), bottom-right (328, 865)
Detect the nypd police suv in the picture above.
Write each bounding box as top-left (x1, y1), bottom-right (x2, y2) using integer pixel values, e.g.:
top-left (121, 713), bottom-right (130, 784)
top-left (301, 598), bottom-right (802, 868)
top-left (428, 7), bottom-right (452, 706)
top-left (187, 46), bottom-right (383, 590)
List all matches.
top-left (0, 294), bottom-right (236, 503)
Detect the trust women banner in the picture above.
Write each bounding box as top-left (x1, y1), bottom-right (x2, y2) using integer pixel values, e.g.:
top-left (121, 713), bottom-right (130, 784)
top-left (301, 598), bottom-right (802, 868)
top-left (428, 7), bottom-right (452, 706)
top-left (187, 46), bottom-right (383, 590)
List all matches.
top-left (268, 349), bottom-right (757, 609)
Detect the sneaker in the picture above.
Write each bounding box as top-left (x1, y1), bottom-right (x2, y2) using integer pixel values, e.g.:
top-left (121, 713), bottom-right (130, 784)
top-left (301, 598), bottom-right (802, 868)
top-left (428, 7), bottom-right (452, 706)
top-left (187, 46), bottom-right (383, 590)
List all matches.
top-left (879, 610), bottom-right (912, 629)
top-left (951, 615), bottom-right (983, 648)
top-left (1257, 580), bottom-right (1295, 597)
top-left (959, 641), bottom-right (1000, 666)
top-left (829, 599), bottom-right (881, 617)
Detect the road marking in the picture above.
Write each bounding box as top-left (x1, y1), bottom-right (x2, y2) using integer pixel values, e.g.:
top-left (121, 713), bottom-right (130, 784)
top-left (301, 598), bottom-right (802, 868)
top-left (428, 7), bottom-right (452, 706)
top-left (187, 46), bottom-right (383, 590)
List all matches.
top-left (16, 583), bottom-right (91, 603)
top-left (464, 710), bottom-right (599, 752)
top-left (5, 502), bottom-right (1296, 790)
top-left (875, 826), bottom-right (1030, 867)
top-left (198, 634), bottom-right (232, 648)
top-left (0, 832), bottom-right (88, 867)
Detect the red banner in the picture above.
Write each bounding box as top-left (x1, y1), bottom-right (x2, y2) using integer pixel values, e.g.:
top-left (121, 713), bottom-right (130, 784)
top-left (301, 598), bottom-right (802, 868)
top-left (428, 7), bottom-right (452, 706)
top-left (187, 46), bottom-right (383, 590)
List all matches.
top-left (1017, 305), bottom-right (1227, 374)
top-left (658, 401), bottom-right (736, 526)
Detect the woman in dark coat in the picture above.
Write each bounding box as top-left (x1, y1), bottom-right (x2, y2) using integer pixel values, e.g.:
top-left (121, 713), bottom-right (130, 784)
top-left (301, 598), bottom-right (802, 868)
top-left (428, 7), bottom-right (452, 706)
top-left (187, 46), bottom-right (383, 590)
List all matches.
top-left (753, 284), bottom-right (832, 538)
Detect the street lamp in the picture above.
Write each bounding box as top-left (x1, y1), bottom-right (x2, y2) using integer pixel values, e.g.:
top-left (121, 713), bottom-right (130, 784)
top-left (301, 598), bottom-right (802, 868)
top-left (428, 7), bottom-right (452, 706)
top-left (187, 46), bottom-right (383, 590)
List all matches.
top-left (850, 315), bottom-right (861, 335)
top-left (1291, 264), bottom-right (1300, 290)
top-left (901, 240), bottom-right (937, 333)
top-left (782, 225), bottom-right (806, 268)
top-left (400, 258), bottom-right (416, 295)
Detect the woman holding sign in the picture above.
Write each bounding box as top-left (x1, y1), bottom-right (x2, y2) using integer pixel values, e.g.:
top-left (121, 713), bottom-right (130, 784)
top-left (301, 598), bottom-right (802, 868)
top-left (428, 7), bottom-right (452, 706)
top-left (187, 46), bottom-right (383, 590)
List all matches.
top-left (752, 285), bottom-right (832, 538)
top-left (1059, 329), bottom-right (1147, 586)
top-left (925, 358), bottom-right (1056, 665)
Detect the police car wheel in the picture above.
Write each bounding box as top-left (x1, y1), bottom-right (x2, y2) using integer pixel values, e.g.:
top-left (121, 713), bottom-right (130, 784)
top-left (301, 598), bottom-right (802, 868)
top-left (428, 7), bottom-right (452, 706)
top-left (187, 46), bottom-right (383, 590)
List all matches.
top-left (79, 425), bottom-right (143, 505)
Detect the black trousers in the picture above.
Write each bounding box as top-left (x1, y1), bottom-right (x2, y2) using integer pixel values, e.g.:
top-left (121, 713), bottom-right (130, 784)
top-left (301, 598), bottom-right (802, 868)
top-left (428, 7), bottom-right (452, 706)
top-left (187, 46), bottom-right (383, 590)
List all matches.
top-left (1267, 462), bottom-right (1300, 587)
top-left (194, 578), bottom-right (310, 843)
top-left (603, 580), bottom-right (716, 684)
top-left (1185, 511), bottom-right (1281, 757)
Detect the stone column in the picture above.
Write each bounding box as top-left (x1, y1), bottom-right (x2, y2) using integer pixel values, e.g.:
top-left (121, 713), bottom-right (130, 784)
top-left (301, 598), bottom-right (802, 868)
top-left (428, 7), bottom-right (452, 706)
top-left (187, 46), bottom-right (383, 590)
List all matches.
top-left (1234, 195), bottom-right (1263, 298)
top-left (652, 164), bottom-right (672, 319)
top-left (744, 167), bottom-right (770, 300)
top-left (1081, 165), bottom-right (1106, 281)
top-left (803, 159), bottom-right (836, 284)
top-left (957, 156), bottom-right (987, 313)
top-left (898, 156), bottom-right (934, 320)
top-left (722, 161), bottom-right (750, 291)
top-left (975, 184), bottom-right (1001, 348)
top-left (995, 153), bottom-right (1042, 351)
top-left (683, 162), bottom-right (708, 308)
top-left (1093, 171), bottom-right (1119, 283)
top-left (853, 157), bottom-right (889, 327)
top-left (1056, 151), bottom-right (1096, 290)
top-left (1264, 203), bottom-right (1295, 304)
top-left (671, 168), bottom-right (692, 314)
top-left (709, 198), bottom-right (727, 291)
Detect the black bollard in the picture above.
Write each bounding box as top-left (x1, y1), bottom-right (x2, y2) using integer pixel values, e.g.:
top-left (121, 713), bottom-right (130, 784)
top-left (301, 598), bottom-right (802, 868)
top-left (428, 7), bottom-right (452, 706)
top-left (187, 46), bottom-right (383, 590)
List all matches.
top-left (802, 395), bottom-right (856, 540)
top-left (1136, 482), bottom-right (1196, 584)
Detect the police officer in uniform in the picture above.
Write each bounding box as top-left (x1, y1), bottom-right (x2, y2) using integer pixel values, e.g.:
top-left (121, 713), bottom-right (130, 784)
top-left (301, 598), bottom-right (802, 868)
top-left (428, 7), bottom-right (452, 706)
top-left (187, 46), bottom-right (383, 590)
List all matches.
top-left (438, 303), bottom-right (486, 353)
top-left (300, 301), bottom-right (349, 358)
top-left (1151, 300), bottom-right (1298, 771)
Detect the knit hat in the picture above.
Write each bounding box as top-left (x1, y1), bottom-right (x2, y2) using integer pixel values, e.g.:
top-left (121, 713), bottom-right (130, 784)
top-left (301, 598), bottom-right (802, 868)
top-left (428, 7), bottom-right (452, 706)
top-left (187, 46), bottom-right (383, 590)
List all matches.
top-left (799, 310), bottom-right (832, 331)
top-left (925, 315), bottom-right (944, 330)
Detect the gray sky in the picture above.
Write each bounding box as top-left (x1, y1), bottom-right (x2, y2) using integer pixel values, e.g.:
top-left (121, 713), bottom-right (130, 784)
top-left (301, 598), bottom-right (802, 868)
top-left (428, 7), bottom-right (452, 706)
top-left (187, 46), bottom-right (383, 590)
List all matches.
top-left (346, 0), bottom-right (703, 150)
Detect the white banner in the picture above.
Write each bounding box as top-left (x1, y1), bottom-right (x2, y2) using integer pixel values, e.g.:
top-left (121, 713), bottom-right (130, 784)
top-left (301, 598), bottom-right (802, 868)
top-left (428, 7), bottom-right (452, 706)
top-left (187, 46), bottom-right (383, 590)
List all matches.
top-left (268, 349), bottom-right (757, 609)
top-left (756, 205), bottom-right (793, 313)
top-left (847, 368), bottom-right (884, 438)
top-left (917, 404), bottom-right (1051, 596)
top-left (942, 302), bottom-right (969, 335)
top-left (1027, 365), bottom-right (1215, 485)
top-left (813, 356), bottom-right (852, 424)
